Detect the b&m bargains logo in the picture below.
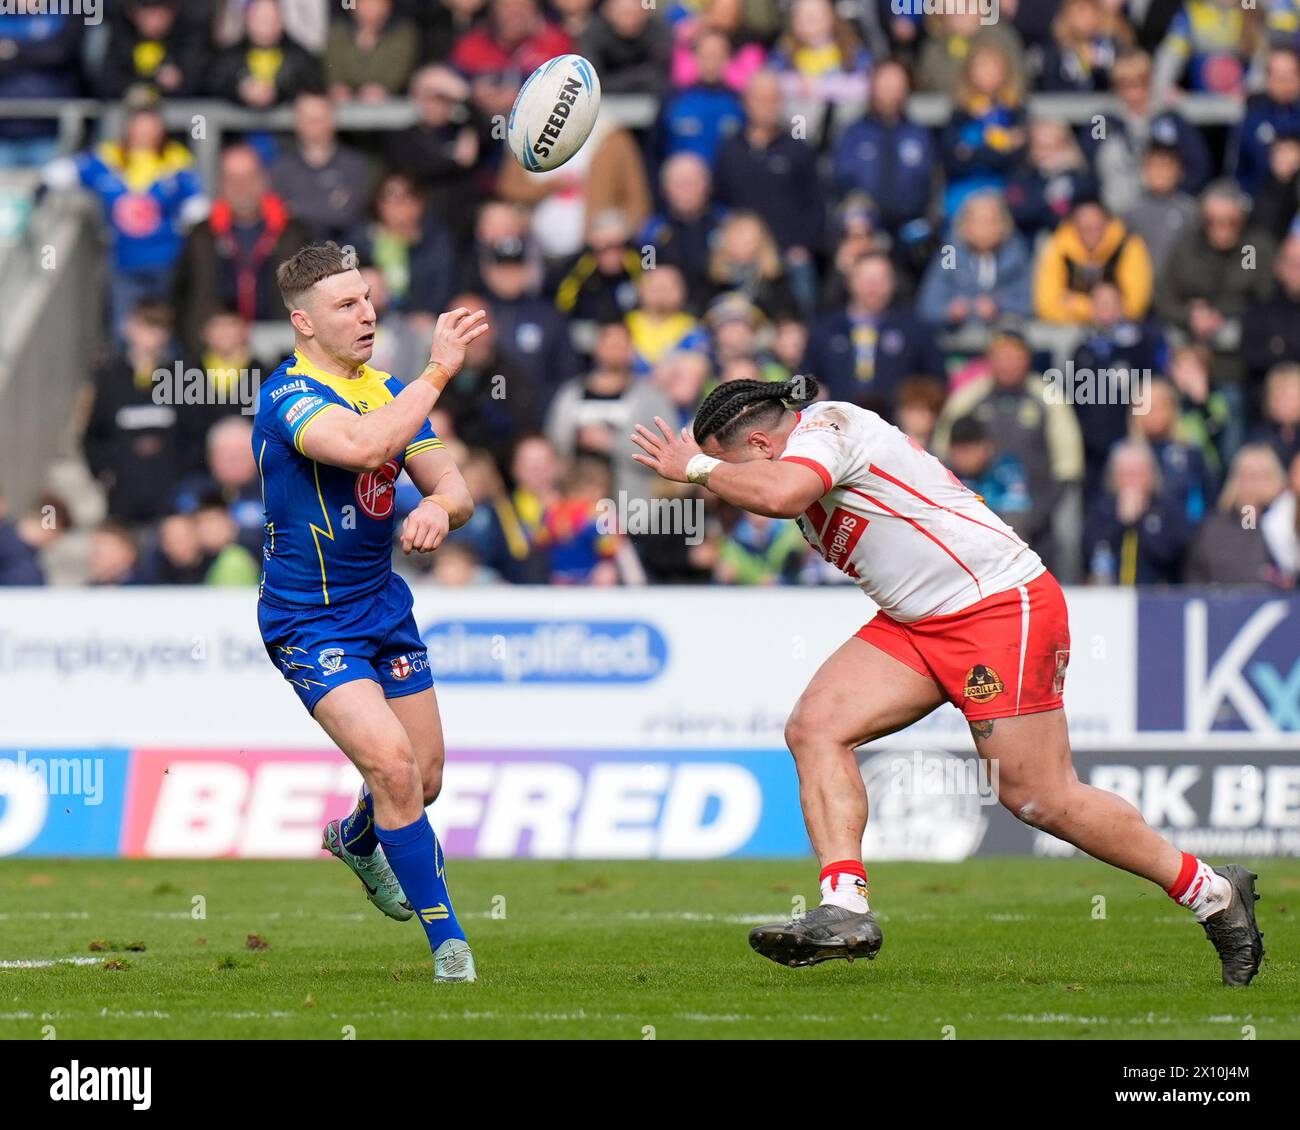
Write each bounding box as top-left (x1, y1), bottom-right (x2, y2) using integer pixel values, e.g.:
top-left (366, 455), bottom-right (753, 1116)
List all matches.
top-left (423, 620), bottom-right (667, 683)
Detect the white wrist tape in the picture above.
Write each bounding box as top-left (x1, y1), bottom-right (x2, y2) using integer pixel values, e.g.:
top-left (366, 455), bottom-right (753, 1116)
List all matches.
top-left (685, 454), bottom-right (722, 486)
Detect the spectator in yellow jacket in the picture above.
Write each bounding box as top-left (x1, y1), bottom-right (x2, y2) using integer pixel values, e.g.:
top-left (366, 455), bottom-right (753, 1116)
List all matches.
top-left (1033, 200), bottom-right (1154, 324)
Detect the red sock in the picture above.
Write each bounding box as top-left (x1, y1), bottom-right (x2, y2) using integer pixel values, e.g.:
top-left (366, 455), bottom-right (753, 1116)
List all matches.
top-left (819, 859), bottom-right (867, 892)
top-left (1164, 851), bottom-right (1199, 900)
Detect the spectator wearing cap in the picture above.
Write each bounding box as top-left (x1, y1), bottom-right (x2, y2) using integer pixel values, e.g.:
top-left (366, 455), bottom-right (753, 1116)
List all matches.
top-left (476, 222), bottom-right (580, 410)
top-left (172, 144), bottom-right (309, 356)
top-left (545, 320), bottom-right (676, 504)
top-left (1087, 49), bottom-right (1211, 215)
top-left (1004, 119), bottom-right (1101, 240)
top-left (1121, 141), bottom-right (1198, 274)
top-left (1243, 235), bottom-right (1300, 386)
top-left (580, 0), bottom-right (672, 100)
top-left (1156, 180), bottom-right (1276, 419)
top-left (639, 153), bottom-right (727, 313)
top-left (1034, 199), bottom-right (1153, 325)
top-left (210, 0), bottom-right (323, 108)
top-left (706, 211), bottom-right (798, 321)
top-left (804, 252), bottom-right (942, 417)
top-left (713, 70), bottom-right (824, 316)
top-left (1071, 280), bottom-right (1166, 496)
top-left (706, 294), bottom-right (785, 382)
top-left (555, 210), bottom-right (644, 323)
top-left (653, 27), bottom-right (746, 169)
top-left (916, 191), bottom-right (1033, 330)
top-left (1084, 440), bottom-right (1192, 585)
top-left (1231, 46), bottom-right (1300, 196)
top-left (82, 300), bottom-right (190, 526)
top-left (832, 59), bottom-right (935, 238)
top-left (935, 325), bottom-right (1085, 572)
top-left (97, 0), bottom-right (203, 99)
top-left (325, 0), bottom-right (420, 102)
top-left (0, 8), bottom-right (81, 168)
top-left (1185, 443), bottom-right (1291, 585)
top-left (270, 92), bottom-right (375, 243)
top-left (625, 264), bottom-right (710, 377)
top-left (384, 65), bottom-right (485, 247)
top-left (345, 171), bottom-right (457, 321)
top-left (0, 493), bottom-right (68, 586)
top-left (43, 95), bottom-right (208, 341)
top-left (819, 192), bottom-right (902, 310)
top-left (496, 106), bottom-right (651, 265)
top-left (451, 0), bottom-right (574, 123)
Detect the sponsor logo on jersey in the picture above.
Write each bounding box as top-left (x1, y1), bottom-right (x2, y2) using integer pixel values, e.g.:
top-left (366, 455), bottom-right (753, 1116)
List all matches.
top-left (318, 647), bottom-right (348, 676)
top-left (964, 664), bottom-right (1004, 704)
top-left (822, 507), bottom-right (867, 578)
top-left (284, 395), bottom-right (325, 426)
top-left (355, 460), bottom-right (399, 519)
top-left (271, 379), bottom-right (311, 402)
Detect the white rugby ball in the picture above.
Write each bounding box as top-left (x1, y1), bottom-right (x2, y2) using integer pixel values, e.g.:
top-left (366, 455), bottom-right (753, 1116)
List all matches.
top-left (507, 54), bottom-right (602, 173)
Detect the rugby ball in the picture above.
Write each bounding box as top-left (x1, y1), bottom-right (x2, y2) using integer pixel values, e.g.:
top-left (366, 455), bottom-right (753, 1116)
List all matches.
top-left (507, 54), bottom-right (601, 173)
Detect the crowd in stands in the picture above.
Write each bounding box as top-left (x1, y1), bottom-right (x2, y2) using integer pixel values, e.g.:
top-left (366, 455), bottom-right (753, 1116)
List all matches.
top-left (1, 0), bottom-right (1299, 588)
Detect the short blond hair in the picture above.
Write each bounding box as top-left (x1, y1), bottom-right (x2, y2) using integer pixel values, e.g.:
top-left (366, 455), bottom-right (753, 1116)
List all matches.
top-left (276, 241), bottom-right (354, 310)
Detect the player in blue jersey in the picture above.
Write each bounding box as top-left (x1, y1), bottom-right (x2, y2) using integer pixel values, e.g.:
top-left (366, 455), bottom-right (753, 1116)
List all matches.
top-left (254, 242), bottom-right (488, 983)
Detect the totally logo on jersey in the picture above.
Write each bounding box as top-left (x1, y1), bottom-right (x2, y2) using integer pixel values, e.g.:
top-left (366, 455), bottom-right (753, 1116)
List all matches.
top-left (964, 664), bottom-right (1004, 703)
top-left (318, 647), bottom-right (348, 675)
top-left (355, 460), bottom-right (399, 519)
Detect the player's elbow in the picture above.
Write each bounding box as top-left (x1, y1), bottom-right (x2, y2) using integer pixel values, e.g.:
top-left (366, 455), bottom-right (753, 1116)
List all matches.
top-left (354, 438), bottom-right (394, 474)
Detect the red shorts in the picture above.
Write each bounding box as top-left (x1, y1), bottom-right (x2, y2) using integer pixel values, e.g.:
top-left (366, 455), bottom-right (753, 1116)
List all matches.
top-left (855, 571), bottom-right (1071, 722)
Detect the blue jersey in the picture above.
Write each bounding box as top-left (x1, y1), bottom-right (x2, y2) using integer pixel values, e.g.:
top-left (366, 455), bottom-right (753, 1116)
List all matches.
top-left (252, 351), bottom-right (443, 608)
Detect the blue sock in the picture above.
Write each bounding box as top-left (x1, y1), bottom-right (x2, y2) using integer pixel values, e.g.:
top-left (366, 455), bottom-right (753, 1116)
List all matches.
top-left (340, 784), bottom-right (379, 856)
top-left (375, 814), bottom-right (466, 950)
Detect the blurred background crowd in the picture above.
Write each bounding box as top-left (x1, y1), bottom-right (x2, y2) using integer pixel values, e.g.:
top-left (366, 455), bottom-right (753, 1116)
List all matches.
top-left (2, 0), bottom-right (1300, 590)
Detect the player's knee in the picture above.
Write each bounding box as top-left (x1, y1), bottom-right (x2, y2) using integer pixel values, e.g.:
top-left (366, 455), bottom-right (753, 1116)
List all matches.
top-left (366, 741), bottom-right (421, 808)
top-left (1004, 789), bottom-right (1066, 832)
top-left (422, 762), bottom-right (444, 806)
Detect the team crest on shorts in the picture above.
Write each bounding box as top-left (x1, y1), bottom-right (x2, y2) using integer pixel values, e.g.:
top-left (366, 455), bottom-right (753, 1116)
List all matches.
top-left (318, 647), bottom-right (348, 675)
top-left (964, 664), bottom-right (1004, 703)
top-left (389, 654), bottom-right (412, 681)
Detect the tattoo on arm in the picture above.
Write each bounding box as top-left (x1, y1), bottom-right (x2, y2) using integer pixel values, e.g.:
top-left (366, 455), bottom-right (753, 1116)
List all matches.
top-left (970, 719), bottom-right (994, 741)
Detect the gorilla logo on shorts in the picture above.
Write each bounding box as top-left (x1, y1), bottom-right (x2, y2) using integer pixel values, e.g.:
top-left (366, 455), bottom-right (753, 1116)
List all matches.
top-left (355, 460), bottom-right (399, 519)
top-left (964, 664), bottom-right (1005, 704)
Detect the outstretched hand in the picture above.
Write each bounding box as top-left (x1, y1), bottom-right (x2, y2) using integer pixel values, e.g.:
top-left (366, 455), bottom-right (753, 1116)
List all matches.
top-left (428, 307), bottom-right (489, 379)
top-left (630, 416), bottom-right (703, 483)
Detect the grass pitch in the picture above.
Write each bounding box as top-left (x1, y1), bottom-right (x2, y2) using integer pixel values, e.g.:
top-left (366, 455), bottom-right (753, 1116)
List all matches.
top-left (1, 858), bottom-right (1295, 1039)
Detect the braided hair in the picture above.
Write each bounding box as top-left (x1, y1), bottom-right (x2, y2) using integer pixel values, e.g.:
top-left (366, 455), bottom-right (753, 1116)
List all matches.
top-left (692, 375), bottom-right (820, 448)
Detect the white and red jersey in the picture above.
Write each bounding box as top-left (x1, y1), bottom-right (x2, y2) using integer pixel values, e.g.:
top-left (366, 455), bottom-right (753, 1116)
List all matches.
top-left (781, 401), bottom-right (1045, 623)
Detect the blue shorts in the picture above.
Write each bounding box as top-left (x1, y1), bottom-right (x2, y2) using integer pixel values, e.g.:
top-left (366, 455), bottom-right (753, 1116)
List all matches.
top-left (257, 572), bottom-right (433, 714)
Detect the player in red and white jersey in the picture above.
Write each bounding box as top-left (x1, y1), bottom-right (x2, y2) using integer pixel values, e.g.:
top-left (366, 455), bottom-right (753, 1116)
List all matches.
top-left (631, 377), bottom-right (1263, 985)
